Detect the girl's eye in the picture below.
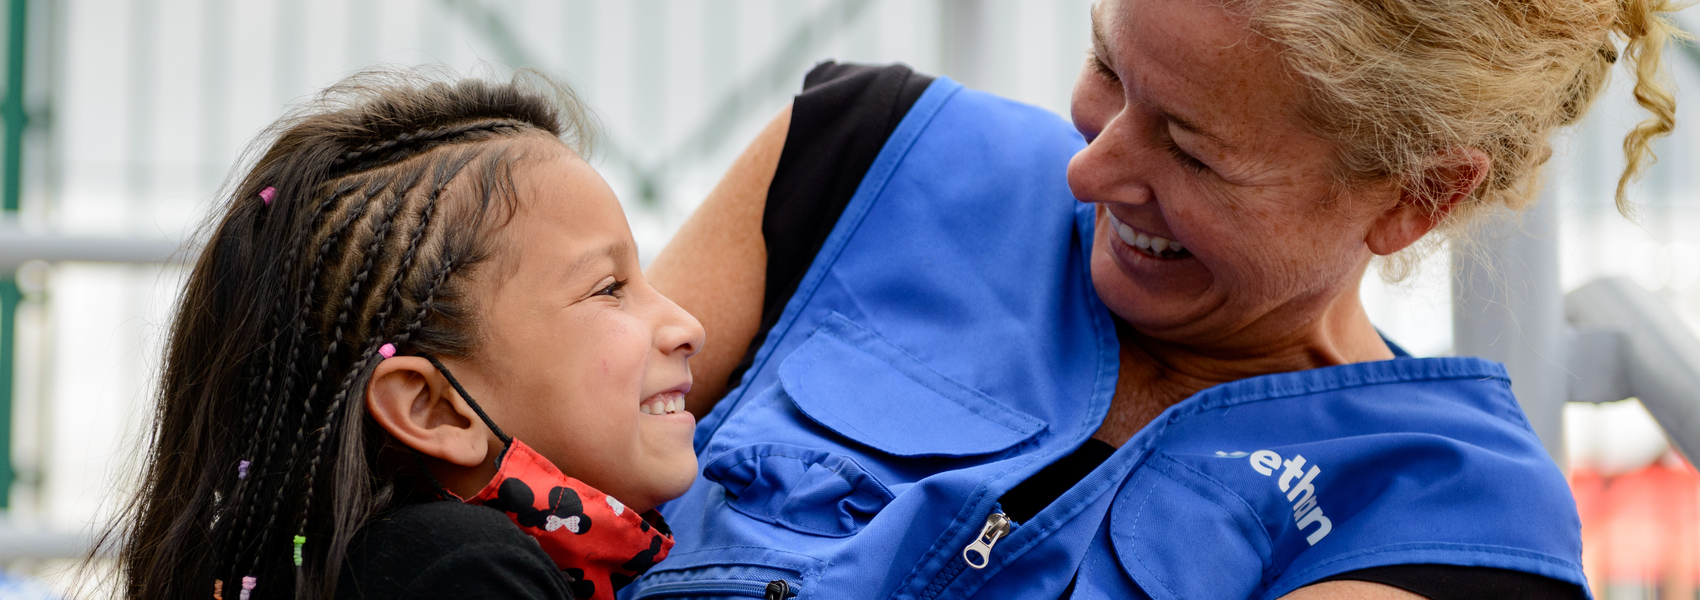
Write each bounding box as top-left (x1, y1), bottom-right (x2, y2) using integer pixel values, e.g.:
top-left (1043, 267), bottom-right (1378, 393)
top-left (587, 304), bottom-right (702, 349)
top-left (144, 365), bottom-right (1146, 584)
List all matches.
top-left (595, 279), bottom-right (628, 297)
top-left (1163, 137), bottom-right (1210, 174)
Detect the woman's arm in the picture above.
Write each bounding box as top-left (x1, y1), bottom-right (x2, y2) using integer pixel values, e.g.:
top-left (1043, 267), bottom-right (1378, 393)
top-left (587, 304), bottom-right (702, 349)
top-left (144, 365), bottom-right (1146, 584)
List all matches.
top-left (646, 104), bottom-right (791, 418)
top-left (1282, 581), bottom-right (1424, 600)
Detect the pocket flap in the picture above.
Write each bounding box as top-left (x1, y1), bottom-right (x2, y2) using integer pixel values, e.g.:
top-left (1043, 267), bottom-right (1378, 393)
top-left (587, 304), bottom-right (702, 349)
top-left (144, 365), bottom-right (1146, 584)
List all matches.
top-left (1111, 453), bottom-right (1273, 600)
top-left (778, 313), bottom-right (1045, 457)
top-left (702, 443), bottom-right (895, 538)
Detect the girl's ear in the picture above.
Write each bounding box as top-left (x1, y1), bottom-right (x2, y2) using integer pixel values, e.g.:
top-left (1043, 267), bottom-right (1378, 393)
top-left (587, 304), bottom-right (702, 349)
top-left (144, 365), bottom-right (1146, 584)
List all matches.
top-left (365, 356), bottom-right (489, 468)
top-left (1366, 147), bottom-right (1490, 256)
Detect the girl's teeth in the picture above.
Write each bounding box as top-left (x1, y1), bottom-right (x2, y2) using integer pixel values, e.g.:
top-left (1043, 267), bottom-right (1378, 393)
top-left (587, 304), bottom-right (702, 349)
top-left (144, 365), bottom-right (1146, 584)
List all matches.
top-left (642, 396), bottom-right (686, 415)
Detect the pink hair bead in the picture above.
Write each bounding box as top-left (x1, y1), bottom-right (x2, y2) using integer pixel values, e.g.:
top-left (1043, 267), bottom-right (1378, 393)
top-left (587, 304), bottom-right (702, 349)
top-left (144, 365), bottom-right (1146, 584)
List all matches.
top-left (378, 343), bottom-right (396, 359)
top-left (258, 187), bottom-right (276, 205)
top-left (239, 576), bottom-right (255, 600)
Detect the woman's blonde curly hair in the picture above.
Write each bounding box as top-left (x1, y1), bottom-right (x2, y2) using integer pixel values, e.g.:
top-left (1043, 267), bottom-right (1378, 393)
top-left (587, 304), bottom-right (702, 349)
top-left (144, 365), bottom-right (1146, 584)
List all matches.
top-left (1244, 0), bottom-right (1687, 278)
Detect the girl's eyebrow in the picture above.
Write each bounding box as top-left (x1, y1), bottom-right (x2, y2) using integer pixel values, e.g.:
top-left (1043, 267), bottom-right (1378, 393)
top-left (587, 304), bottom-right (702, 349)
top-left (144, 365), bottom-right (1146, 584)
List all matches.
top-left (564, 241), bottom-right (634, 278)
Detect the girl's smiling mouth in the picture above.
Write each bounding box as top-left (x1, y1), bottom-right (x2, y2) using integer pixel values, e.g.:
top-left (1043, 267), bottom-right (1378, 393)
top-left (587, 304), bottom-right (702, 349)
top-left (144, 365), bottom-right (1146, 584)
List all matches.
top-left (640, 389), bottom-right (689, 415)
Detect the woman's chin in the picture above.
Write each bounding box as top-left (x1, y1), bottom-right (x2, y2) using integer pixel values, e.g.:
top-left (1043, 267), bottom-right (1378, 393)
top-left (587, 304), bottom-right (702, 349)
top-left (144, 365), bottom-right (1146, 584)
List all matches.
top-left (1091, 241), bottom-right (1218, 335)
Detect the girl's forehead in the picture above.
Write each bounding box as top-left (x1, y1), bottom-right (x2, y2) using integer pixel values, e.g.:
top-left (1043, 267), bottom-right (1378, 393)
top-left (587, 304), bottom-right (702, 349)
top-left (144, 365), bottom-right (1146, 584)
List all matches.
top-left (501, 145), bottom-right (635, 266)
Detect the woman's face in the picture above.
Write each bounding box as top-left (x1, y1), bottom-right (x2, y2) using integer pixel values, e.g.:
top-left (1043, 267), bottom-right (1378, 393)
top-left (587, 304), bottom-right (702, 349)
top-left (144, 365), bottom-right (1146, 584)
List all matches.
top-left (1069, 0), bottom-right (1399, 352)
top-left (467, 140), bottom-right (705, 513)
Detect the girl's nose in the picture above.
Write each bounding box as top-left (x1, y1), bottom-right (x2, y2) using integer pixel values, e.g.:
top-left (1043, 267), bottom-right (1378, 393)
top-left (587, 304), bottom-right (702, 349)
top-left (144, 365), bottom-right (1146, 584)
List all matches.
top-left (657, 295), bottom-right (705, 358)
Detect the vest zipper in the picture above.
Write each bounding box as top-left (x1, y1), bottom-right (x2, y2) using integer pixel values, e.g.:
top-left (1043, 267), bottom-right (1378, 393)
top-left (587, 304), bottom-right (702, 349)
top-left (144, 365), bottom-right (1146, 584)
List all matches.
top-left (917, 511), bottom-right (1012, 600)
top-left (635, 579), bottom-right (797, 598)
top-left (962, 512), bottom-right (1010, 569)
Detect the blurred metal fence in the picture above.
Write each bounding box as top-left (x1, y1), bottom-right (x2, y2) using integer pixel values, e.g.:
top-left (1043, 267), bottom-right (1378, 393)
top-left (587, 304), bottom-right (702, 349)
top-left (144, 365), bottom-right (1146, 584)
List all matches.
top-left (0, 0), bottom-right (1694, 587)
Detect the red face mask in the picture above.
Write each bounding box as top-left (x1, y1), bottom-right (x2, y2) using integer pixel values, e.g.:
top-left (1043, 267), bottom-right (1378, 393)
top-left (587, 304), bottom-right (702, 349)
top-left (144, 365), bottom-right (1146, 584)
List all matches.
top-left (426, 356), bottom-right (674, 600)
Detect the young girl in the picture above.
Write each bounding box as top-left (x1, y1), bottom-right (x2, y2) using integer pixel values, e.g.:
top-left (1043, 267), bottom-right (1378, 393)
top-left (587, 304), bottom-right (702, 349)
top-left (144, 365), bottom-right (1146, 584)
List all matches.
top-left (107, 70), bottom-right (705, 600)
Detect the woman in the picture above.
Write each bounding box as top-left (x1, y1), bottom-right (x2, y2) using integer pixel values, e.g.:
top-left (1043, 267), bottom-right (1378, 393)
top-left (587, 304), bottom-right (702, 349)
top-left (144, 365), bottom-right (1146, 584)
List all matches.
top-left (633, 0), bottom-right (1681, 597)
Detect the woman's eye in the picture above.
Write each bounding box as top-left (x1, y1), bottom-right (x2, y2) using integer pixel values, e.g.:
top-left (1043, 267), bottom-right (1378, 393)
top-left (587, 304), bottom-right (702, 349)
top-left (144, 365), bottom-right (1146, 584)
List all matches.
top-left (1089, 53), bottom-right (1120, 83)
top-left (1163, 137), bottom-right (1210, 174)
top-left (595, 279), bottom-right (628, 297)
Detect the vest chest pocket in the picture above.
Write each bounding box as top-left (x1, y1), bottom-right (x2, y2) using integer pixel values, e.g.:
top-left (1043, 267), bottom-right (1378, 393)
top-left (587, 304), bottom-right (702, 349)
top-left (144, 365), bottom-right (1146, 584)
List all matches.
top-left (777, 312), bottom-right (1046, 458)
top-left (1111, 453), bottom-right (1274, 600)
top-left (699, 313), bottom-right (1047, 538)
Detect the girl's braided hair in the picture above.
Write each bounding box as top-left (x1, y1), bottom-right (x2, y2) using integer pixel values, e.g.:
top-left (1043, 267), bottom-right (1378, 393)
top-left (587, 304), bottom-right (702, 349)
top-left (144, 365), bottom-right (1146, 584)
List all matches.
top-left (103, 68), bottom-right (595, 600)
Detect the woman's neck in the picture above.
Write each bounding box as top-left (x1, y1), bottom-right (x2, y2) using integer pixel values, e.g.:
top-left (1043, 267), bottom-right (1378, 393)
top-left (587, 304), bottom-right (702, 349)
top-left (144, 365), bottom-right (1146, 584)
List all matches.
top-left (1093, 288), bottom-right (1393, 446)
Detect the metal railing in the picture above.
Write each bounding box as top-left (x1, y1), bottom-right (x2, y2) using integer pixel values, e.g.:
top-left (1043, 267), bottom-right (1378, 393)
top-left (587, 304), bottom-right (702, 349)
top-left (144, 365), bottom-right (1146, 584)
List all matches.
top-left (0, 0), bottom-right (1694, 566)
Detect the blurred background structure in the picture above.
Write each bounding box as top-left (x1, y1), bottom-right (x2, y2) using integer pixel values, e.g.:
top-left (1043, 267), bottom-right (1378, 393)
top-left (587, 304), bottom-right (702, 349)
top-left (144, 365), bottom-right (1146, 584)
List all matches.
top-left (0, 1), bottom-right (1692, 598)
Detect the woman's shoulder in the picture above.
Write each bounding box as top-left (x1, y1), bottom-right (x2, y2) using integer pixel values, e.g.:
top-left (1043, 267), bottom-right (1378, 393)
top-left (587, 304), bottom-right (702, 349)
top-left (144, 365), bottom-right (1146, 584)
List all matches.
top-left (1131, 357), bottom-right (1585, 596)
top-left (338, 501), bottom-right (578, 600)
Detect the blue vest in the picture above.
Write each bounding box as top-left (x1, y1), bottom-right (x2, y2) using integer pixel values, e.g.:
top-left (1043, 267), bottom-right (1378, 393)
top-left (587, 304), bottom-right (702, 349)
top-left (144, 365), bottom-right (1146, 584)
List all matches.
top-left (626, 78), bottom-right (1587, 600)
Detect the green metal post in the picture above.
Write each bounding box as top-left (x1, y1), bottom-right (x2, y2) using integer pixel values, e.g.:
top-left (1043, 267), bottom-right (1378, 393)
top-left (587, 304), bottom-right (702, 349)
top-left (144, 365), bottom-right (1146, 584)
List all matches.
top-left (3, 0), bottom-right (23, 213)
top-left (0, 0), bottom-right (25, 509)
top-left (0, 279), bottom-right (17, 508)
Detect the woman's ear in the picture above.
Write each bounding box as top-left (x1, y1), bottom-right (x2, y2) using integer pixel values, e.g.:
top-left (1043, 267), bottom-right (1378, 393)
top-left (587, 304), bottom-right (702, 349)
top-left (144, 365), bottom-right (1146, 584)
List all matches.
top-left (365, 356), bottom-right (489, 468)
top-left (1366, 147), bottom-right (1490, 256)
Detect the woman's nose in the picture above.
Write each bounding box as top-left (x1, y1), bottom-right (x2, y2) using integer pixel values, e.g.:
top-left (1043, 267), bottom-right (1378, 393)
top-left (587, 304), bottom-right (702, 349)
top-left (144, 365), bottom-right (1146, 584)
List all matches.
top-left (1068, 122), bottom-right (1153, 207)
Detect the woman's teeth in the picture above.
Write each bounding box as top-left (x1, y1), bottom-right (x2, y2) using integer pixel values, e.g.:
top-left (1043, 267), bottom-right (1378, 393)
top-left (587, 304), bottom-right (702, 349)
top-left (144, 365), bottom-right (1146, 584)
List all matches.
top-left (640, 395), bottom-right (686, 415)
top-left (1106, 210), bottom-right (1188, 258)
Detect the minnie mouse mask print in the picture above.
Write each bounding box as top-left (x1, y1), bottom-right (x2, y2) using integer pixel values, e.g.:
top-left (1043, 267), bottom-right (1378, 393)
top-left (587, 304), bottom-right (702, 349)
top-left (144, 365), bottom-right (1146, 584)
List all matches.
top-left (423, 356), bottom-right (673, 600)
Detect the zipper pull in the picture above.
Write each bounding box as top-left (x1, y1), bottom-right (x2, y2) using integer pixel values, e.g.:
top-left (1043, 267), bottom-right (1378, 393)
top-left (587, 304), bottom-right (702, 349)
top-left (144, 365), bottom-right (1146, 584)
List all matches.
top-left (765, 580), bottom-right (796, 600)
top-left (962, 512), bottom-right (1011, 569)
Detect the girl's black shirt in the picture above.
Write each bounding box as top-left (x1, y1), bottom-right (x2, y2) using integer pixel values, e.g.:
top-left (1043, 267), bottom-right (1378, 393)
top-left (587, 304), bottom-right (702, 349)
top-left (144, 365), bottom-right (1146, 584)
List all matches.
top-left (337, 501), bottom-right (577, 599)
top-left (744, 60), bottom-right (1584, 600)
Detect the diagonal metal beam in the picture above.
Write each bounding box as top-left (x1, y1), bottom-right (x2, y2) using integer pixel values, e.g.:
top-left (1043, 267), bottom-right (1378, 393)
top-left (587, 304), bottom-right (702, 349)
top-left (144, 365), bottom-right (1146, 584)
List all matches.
top-left (438, 0), bottom-right (873, 204)
top-left (662, 0), bottom-right (873, 169)
top-left (433, 0), bottom-right (646, 180)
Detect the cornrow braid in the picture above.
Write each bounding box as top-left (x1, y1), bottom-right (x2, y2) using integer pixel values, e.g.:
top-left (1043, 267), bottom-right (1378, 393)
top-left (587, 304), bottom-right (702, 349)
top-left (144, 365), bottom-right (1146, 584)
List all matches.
top-left (240, 175), bottom-right (387, 580)
top-left (367, 152), bottom-right (471, 341)
top-left (329, 119), bottom-right (529, 176)
top-left (224, 177), bottom-right (370, 579)
top-left (218, 179), bottom-right (361, 551)
top-left (288, 163), bottom-right (436, 564)
top-left (398, 250), bottom-right (458, 353)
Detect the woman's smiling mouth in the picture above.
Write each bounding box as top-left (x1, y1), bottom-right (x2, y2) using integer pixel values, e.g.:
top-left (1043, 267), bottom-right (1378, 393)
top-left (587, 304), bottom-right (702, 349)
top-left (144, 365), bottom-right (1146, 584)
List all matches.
top-left (1105, 209), bottom-right (1191, 260)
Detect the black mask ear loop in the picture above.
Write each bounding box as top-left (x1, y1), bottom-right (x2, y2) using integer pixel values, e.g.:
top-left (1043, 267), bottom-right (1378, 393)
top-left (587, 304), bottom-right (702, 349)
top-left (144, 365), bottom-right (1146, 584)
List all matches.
top-left (422, 354), bottom-right (514, 468)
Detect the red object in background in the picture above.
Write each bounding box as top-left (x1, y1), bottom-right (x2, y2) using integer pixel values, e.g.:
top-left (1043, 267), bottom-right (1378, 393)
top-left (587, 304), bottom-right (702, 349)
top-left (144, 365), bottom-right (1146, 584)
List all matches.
top-left (1572, 451), bottom-right (1700, 598)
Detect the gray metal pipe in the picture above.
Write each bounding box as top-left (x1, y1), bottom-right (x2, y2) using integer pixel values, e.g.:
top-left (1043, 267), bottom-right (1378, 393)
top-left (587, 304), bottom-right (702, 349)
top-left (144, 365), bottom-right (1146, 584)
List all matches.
top-left (1453, 193), bottom-right (1569, 465)
top-left (0, 524), bottom-right (97, 560)
top-left (1566, 277), bottom-right (1700, 462)
top-left (0, 228), bottom-right (189, 272)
